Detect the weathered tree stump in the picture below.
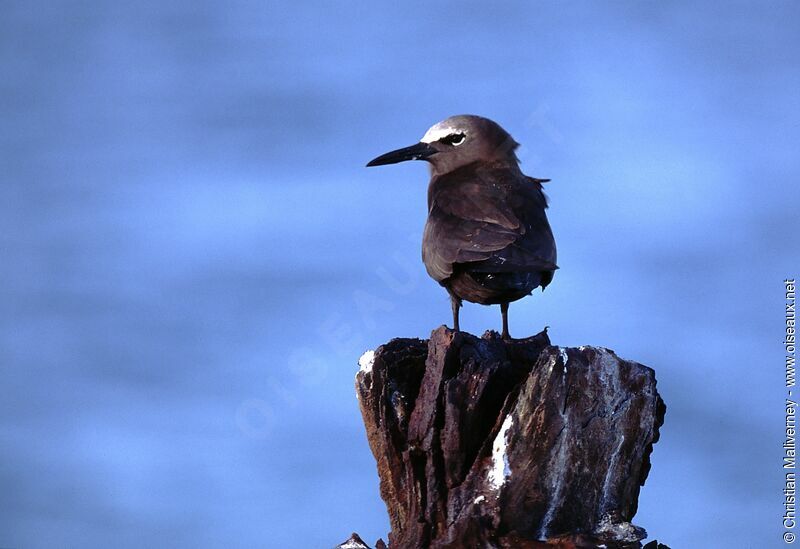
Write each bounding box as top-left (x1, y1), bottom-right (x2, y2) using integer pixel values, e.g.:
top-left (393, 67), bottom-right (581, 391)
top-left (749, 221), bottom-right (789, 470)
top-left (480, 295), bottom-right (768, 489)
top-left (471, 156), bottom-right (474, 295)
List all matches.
top-left (351, 326), bottom-right (666, 548)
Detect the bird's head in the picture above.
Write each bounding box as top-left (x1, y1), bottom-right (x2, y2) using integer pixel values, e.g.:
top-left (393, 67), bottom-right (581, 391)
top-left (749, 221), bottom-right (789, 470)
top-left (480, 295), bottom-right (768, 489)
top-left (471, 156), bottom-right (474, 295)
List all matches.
top-left (366, 115), bottom-right (520, 175)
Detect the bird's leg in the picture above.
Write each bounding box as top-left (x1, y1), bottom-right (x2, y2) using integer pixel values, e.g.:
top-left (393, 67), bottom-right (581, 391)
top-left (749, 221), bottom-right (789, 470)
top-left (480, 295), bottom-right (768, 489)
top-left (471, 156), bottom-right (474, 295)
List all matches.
top-left (501, 302), bottom-right (511, 340)
top-left (449, 292), bottom-right (461, 332)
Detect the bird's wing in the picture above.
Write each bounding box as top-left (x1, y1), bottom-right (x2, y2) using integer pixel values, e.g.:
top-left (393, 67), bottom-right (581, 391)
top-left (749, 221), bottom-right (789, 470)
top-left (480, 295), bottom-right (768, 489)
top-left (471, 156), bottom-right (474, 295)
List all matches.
top-left (422, 166), bottom-right (557, 282)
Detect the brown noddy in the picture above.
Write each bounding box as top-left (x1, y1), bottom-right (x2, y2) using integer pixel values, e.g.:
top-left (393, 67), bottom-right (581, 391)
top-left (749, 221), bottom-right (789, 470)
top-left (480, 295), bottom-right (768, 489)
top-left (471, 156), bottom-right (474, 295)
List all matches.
top-left (366, 115), bottom-right (557, 339)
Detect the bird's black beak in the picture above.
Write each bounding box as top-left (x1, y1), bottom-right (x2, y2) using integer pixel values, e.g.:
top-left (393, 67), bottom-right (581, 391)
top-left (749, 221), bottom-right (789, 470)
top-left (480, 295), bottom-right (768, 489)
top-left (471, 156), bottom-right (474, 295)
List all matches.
top-left (366, 142), bottom-right (437, 167)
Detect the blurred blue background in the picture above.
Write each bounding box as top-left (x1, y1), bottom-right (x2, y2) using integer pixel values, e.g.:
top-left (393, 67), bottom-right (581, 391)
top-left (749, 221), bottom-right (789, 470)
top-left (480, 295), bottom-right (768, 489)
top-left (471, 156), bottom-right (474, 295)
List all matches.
top-left (1, 1), bottom-right (798, 547)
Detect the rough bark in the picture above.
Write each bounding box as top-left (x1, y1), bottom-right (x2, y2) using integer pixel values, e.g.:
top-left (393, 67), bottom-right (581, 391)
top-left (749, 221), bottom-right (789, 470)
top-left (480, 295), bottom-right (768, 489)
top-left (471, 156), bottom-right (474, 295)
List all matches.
top-left (353, 326), bottom-right (666, 549)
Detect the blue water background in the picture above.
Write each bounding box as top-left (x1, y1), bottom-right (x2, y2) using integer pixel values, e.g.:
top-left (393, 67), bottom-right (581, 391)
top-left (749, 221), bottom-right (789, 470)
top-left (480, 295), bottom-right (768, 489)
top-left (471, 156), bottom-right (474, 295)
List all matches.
top-left (1, 2), bottom-right (798, 547)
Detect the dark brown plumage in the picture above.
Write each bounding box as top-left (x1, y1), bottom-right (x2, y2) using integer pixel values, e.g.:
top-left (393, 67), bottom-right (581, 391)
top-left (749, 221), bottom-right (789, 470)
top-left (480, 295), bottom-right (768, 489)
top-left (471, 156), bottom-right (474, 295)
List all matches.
top-left (367, 115), bottom-right (557, 338)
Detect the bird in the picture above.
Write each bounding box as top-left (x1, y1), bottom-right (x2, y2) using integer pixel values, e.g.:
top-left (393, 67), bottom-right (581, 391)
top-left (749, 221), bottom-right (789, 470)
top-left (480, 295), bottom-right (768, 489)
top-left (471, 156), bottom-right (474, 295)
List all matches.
top-left (366, 115), bottom-right (557, 340)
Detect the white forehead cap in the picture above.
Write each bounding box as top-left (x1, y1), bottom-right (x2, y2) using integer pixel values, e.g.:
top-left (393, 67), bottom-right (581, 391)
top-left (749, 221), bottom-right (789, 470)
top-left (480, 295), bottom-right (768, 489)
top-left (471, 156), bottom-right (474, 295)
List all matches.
top-left (420, 121), bottom-right (465, 144)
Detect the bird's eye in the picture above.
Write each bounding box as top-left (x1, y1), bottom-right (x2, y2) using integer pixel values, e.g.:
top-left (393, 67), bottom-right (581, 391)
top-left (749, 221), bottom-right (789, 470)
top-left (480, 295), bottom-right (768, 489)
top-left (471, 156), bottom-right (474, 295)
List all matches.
top-left (440, 133), bottom-right (466, 146)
